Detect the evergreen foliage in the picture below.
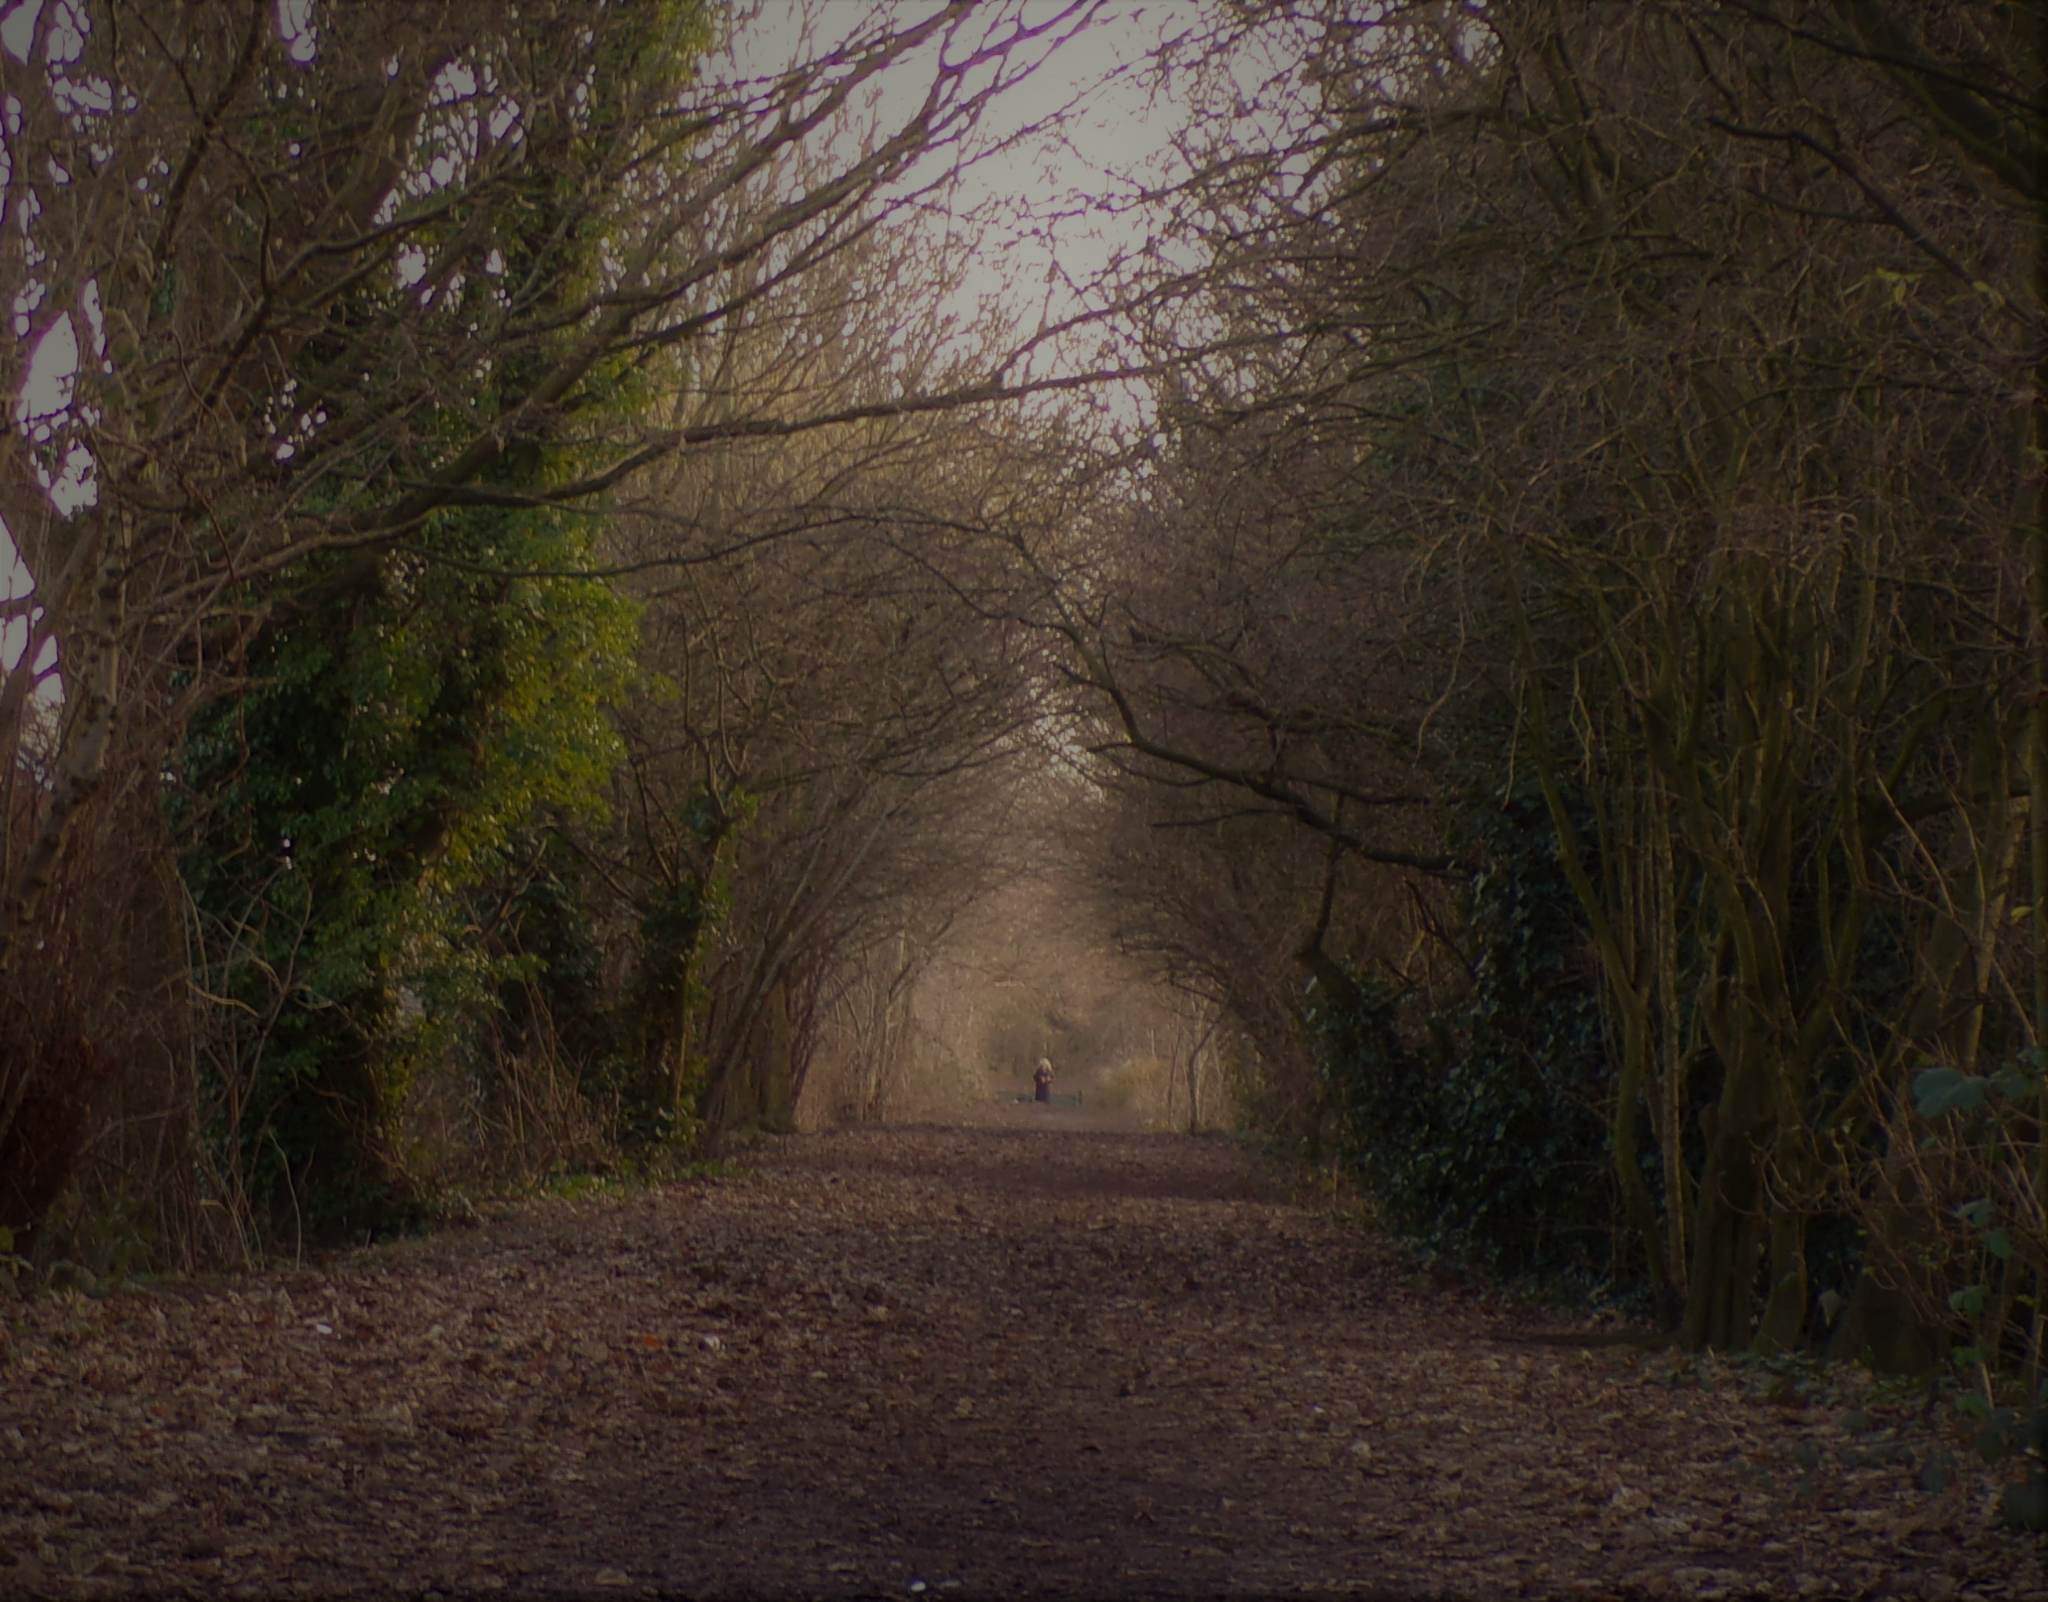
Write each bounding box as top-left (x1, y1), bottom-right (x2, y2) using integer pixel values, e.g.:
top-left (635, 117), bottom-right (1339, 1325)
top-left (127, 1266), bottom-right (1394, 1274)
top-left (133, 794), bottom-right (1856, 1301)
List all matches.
top-left (173, 508), bottom-right (633, 1238)
top-left (1314, 795), bottom-right (1619, 1285)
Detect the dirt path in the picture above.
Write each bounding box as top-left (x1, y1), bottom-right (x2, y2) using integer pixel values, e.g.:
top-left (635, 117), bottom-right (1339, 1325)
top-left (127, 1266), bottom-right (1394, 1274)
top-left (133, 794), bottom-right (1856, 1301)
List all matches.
top-left (3, 1112), bottom-right (2039, 1599)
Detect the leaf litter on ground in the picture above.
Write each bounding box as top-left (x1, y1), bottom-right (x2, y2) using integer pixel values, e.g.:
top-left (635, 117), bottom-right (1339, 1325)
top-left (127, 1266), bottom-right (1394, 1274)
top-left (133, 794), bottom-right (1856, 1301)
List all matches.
top-left (1, 1107), bottom-right (2040, 1599)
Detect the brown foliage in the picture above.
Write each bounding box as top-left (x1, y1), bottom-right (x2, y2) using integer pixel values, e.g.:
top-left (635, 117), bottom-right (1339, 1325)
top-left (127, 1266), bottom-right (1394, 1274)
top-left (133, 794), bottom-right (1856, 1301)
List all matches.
top-left (0, 1125), bottom-right (2035, 1594)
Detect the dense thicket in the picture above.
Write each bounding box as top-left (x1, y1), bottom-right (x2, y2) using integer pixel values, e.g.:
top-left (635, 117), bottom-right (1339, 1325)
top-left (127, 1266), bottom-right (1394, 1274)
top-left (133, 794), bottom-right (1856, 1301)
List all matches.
top-left (1056, 0), bottom-right (2042, 1395)
top-left (0, 0), bottom-right (1113, 1254)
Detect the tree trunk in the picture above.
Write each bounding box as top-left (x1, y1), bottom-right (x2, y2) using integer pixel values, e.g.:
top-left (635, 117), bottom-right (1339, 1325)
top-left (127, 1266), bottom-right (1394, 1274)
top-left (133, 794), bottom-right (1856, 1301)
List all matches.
top-left (1682, 1064), bottom-right (1769, 1349)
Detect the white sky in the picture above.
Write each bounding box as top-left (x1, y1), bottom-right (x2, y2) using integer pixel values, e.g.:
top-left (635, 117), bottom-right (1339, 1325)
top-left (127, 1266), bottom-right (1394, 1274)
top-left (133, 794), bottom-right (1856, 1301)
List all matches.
top-left (725, 1), bottom-right (1198, 357)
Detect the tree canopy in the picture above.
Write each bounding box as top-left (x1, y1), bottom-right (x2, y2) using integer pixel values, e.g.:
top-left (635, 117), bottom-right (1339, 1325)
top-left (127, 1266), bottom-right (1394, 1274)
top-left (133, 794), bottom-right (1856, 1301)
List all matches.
top-left (2, 0), bottom-right (2042, 1438)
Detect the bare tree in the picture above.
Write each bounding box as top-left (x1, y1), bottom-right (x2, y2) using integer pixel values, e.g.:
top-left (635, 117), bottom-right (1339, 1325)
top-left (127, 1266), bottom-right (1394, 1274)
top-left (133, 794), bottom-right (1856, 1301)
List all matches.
top-left (1026, 0), bottom-right (2042, 1356)
top-left (0, 0), bottom-right (1122, 1236)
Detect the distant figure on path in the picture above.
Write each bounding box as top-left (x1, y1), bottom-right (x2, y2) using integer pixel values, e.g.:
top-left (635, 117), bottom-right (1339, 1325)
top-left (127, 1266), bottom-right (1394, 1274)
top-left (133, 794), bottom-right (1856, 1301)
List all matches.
top-left (1034, 1057), bottom-right (1054, 1104)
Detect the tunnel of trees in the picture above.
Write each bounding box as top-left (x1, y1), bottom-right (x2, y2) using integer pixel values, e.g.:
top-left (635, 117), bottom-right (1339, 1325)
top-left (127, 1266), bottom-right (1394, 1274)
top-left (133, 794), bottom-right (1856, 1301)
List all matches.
top-left (0, 0), bottom-right (2040, 1406)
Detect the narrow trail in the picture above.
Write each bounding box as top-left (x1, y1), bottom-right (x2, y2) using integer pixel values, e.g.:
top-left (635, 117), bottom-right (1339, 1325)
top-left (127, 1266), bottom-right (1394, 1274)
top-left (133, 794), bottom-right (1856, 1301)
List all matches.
top-left (3, 1114), bottom-right (2037, 1600)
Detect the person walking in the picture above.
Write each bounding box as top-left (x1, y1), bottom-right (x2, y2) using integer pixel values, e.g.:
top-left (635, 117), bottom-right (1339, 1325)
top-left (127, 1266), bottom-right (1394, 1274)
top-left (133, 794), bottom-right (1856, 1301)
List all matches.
top-left (1033, 1056), bottom-right (1054, 1104)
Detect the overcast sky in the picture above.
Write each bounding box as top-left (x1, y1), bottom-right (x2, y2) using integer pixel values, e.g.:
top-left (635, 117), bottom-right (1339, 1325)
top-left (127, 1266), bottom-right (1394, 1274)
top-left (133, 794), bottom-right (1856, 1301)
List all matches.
top-left (725, 1), bottom-right (1197, 354)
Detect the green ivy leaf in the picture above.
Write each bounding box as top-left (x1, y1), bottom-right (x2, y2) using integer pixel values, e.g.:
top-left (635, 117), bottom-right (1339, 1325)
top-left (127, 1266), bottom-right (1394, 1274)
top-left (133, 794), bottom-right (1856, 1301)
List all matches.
top-left (1913, 1065), bottom-right (1986, 1118)
top-left (1988, 1063), bottom-right (2038, 1101)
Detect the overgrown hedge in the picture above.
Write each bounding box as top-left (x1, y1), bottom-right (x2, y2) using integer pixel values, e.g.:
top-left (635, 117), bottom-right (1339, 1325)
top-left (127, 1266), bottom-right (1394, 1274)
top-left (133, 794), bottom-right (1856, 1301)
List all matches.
top-left (1312, 795), bottom-right (1630, 1288)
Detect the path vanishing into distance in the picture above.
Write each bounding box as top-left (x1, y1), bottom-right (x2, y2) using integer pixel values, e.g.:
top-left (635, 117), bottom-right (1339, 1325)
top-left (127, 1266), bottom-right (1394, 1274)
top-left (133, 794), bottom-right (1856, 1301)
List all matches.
top-left (3, 1111), bottom-right (2039, 1600)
